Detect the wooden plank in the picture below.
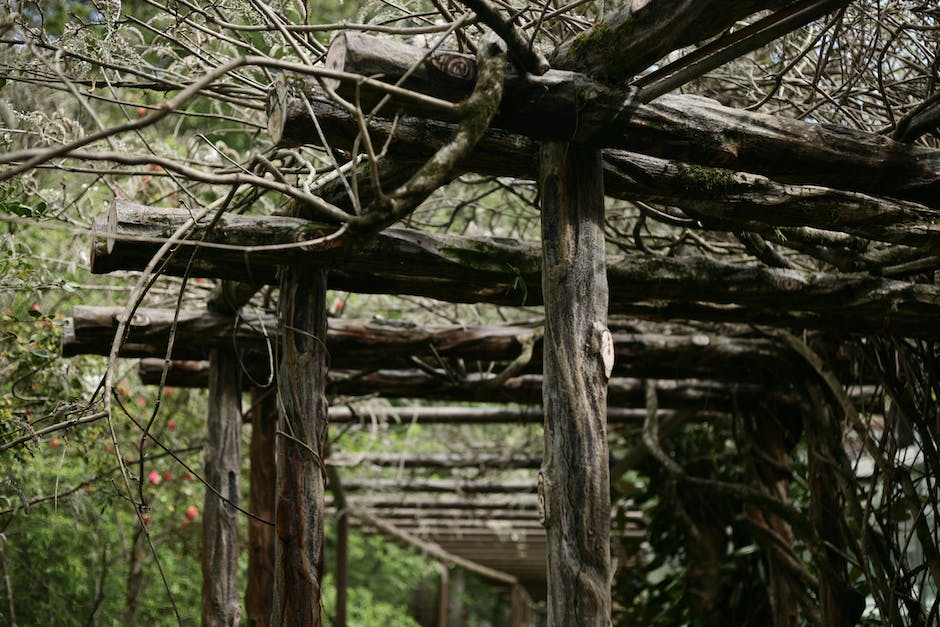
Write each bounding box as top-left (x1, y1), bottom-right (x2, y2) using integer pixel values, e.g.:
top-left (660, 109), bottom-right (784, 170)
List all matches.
top-left (538, 142), bottom-right (611, 624)
top-left (202, 349), bottom-right (243, 625)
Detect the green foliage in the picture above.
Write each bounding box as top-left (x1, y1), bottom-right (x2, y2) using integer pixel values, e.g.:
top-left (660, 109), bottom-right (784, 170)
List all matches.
top-left (612, 423), bottom-right (773, 626)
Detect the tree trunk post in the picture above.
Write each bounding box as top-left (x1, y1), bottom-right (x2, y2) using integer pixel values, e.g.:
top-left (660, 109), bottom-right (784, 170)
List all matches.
top-left (437, 565), bottom-right (449, 627)
top-left (273, 267), bottom-right (329, 625)
top-left (202, 348), bottom-right (243, 625)
top-left (538, 141), bottom-right (613, 626)
top-left (246, 388), bottom-right (277, 626)
top-left (447, 567), bottom-right (464, 627)
top-left (335, 511), bottom-right (349, 627)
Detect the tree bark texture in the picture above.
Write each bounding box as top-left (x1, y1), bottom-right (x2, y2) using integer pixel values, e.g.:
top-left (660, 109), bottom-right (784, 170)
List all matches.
top-left (291, 93), bottom-right (940, 255)
top-left (246, 389), bottom-right (277, 627)
top-left (93, 203), bottom-right (940, 338)
top-left (549, 0), bottom-right (792, 83)
top-left (273, 267), bottom-right (329, 626)
top-left (539, 142), bottom-right (611, 625)
top-left (275, 34), bottom-right (940, 207)
top-left (65, 305), bottom-right (805, 383)
top-left (802, 383), bottom-right (864, 627)
top-left (202, 348), bottom-right (243, 626)
top-left (740, 411), bottom-right (800, 627)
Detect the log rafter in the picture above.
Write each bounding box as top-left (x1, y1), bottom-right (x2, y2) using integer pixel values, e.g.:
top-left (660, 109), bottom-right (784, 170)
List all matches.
top-left (275, 33), bottom-right (940, 208)
top-left (93, 204), bottom-right (940, 338)
top-left (64, 305), bottom-right (803, 382)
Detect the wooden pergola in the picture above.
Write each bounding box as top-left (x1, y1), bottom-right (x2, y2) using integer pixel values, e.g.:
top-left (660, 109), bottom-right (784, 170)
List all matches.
top-left (62, 2), bottom-right (940, 625)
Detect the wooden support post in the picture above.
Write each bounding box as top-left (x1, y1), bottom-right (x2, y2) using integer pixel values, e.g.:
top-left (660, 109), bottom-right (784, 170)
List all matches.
top-left (202, 348), bottom-right (243, 625)
top-left (326, 464), bottom-right (349, 627)
top-left (538, 142), bottom-right (612, 625)
top-left (437, 566), bottom-right (449, 627)
top-left (246, 388), bottom-right (277, 627)
top-left (273, 267), bottom-right (329, 625)
top-left (803, 383), bottom-right (864, 627)
top-left (447, 568), bottom-right (464, 627)
top-left (336, 512), bottom-right (348, 627)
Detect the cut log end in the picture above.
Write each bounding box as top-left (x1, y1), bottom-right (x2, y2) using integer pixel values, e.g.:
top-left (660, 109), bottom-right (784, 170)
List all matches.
top-left (323, 33), bottom-right (348, 92)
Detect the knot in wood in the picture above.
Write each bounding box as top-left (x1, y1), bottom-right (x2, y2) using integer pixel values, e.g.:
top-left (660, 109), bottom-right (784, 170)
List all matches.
top-left (114, 311), bottom-right (150, 327)
top-left (427, 52), bottom-right (477, 84)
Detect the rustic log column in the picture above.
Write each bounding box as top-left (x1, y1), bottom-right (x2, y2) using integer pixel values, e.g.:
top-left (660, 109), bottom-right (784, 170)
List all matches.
top-left (802, 383), bottom-right (865, 627)
top-left (202, 348), bottom-right (243, 625)
top-left (246, 388), bottom-right (277, 627)
top-left (538, 142), bottom-right (612, 625)
top-left (273, 267), bottom-right (329, 625)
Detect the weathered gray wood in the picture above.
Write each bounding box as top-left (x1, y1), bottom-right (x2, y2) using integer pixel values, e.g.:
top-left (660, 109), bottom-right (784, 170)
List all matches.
top-left (549, 0), bottom-right (792, 83)
top-left (288, 95), bottom-right (940, 254)
top-left (327, 452), bottom-right (541, 469)
top-left (202, 348), bottom-right (242, 626)
top-left (93, 203), bottom-right (940, 338)
top-left (538, 142), bottom-right (611, 625)
top-left (137, 361), bottom-right (769, 412)
top-left (278, 35), bottom-right (940, 206)
top-left (632, 0), bottom-right (854, 101)
top-left (325, 405), bottom-right (719, 425)
top-left (273, 267), bottom-right (329, 625)
top-left (64, 306), bottom-right (803, 382)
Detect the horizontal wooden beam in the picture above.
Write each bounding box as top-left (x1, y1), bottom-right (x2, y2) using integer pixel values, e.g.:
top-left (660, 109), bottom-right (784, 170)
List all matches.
top-left (327, 405), bottom-right (724, 425)
top-left (95, 203), bottom-right (940, 337)
top-left (137, 360), bottom-right (785, 412)
top-left (328, 452), bottom-right (541, 470)
top-left (342, 479), bottom-right (535, 494)
top-left (65, 305), bottom-right (801, 382)
top-left (295, 95), bottom-right (940, 256)
top-left (277, 34), bottom-right (940, 207)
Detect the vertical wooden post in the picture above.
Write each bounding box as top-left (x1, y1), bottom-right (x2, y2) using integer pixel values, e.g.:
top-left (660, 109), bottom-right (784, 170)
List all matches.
top-left (447, 567), bottom-right (464, 627)
top-left (437, 565), bottom-right (449, 627)
top-left (274, 267), bottom-right (329, 625)
top-left (246, 388), bottom-right (277, 626)
top-left (327, 463), bottom-right (350, 627)
top-left (203, 348), bottom-right (243, 625)
top-left (803, 382), bottom-right (861, 627)
top-left (335, 511), bottom-right (349, 627)
top-left (538, 142), bottom-right (613, 626)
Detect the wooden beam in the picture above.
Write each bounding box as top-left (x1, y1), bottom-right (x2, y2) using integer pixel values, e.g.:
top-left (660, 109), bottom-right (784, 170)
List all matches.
top-left (549, 0), bottom-right (793, 84)
top-left (539, 141), bottom-right (611, 624)
top-left (202, 349), bottom-right (242, 625)
top-left (136, 362), bottom-right (776, 412)
top-left (273, 266), bottom-right (329, 624)
top-left (327, 452), bottom-right (541, 470)
top-left (65, 305), bottom-right (802, 382)
top-left (326, 406), bottom-right (722, 425)
top-left (286, 94), bottom-right (940, 255)
top-left (279, 35), bottom-right (940, 206)
top-left (93, 203), bottom-right (940, 337)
